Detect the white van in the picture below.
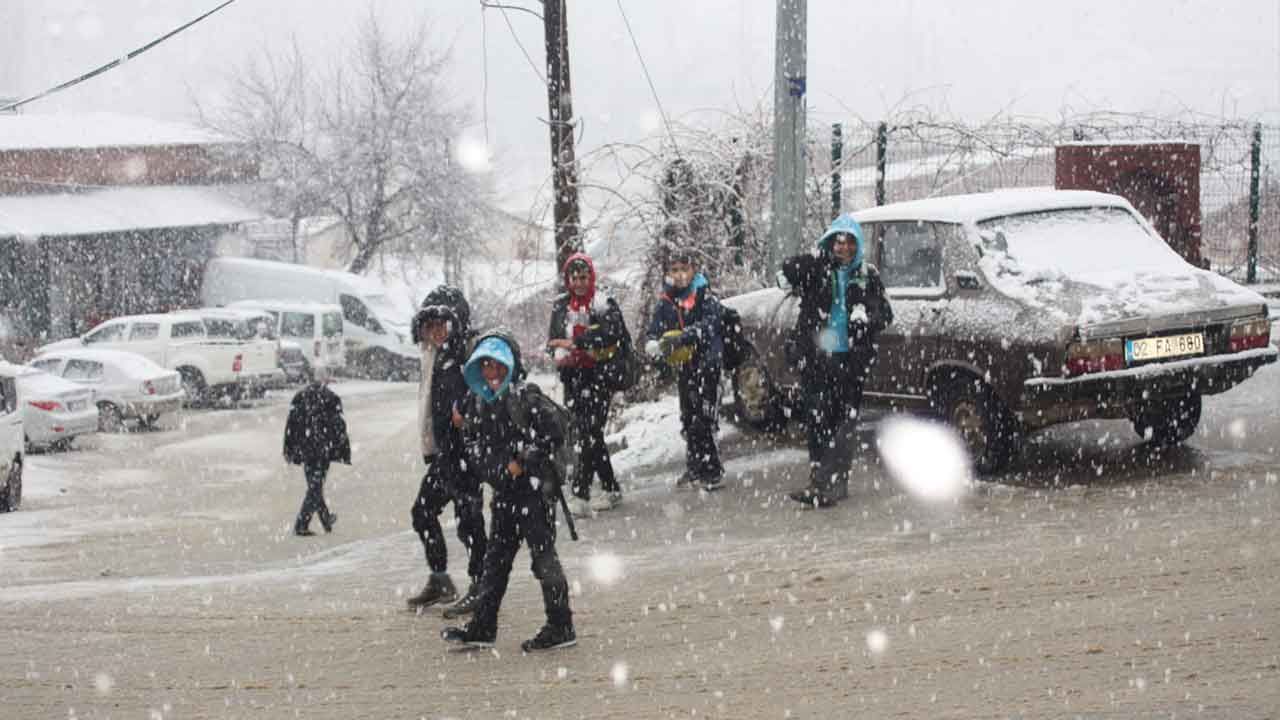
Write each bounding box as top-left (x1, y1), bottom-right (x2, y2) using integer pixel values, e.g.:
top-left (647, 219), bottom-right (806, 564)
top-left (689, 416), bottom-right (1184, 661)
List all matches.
top-left (0, 361), bottom-right (24, 512)
top-left (202, 257), bottom-right (417, 379)
top-left (227, 300), bottom-right (345, 381)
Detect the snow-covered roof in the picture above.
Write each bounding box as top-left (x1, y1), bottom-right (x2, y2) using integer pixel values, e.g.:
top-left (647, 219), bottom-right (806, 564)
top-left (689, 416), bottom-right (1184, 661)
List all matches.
top-left (0, 185), bottom-right (261, 238)
top-left (851, 188), bottom-right (1131, 225)
top-left (0, 112), bottom-right (229, 151)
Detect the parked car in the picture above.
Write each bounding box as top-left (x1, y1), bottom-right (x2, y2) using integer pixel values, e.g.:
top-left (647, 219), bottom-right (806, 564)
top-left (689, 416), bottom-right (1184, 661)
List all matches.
top-left (226, 299), bottom-right (346, 381)
top-left (14, 365), bottom-right (98, 450)
top-left (183, 308), bottom-right (285, 397)
top-left (37, 312), bottom-right (246, 405)
top-left (725, 189), bottom-right (1277, 474)
top-left (29, 349), bottom-right (184, 432)
top-left (0, 361), bottom-right (23, 511)
top-left (203, 257), bottom-right (415, 379)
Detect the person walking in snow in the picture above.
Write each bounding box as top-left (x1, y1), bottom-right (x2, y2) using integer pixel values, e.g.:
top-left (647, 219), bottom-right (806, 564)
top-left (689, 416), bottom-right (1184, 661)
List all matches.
top-left (441, 330), bottom-right (577, 652)
top-left (546, 252), bottom-right (627, 517)
top-left (644, 244), bottom-right (726, 491)
top-left (405, 286), bottom-right (488, 618)
top-left (283, 367), bottom-right (351, 535)
top-left (781, 213), bottom-right (893, 508)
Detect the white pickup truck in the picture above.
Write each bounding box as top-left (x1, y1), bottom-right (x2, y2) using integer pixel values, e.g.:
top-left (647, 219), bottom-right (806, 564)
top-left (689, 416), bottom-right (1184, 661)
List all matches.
top-left (37, 312), bottom-right (248, 405)
top-left (186, 308), bottom-right (285, 398)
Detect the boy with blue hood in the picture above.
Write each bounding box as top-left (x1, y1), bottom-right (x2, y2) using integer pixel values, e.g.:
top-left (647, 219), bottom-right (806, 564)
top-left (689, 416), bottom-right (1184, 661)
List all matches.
top-left (781, 213), bottom-right (893, 508)
top-left (644, 245), bottom-right (726, 491)
top-left (441, 330), bottom-right (577, 652)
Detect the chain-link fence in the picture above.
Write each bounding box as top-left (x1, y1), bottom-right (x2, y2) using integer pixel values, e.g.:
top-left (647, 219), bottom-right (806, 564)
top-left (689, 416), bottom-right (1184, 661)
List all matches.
top-left (828, 116), bottom-right (1280, 283)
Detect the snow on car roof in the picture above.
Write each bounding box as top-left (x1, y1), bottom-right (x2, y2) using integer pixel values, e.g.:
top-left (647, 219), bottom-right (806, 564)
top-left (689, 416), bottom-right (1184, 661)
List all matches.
top-left (851, 188), bottom-right (1131, 225)
top-left (36, 348), bottom-right (172, 375)
top-left (227, 299), bottom-right (342, 313)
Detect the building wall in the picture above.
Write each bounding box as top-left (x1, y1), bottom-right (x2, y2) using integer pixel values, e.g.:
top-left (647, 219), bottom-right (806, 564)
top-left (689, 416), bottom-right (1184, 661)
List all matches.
top-left (0, 144), bottom-right (256, 193)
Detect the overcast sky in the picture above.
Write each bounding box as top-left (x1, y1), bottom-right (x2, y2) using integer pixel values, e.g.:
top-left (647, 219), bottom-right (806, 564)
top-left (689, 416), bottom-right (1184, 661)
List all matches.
top-left (3, 0), bottom-right (1277, 212)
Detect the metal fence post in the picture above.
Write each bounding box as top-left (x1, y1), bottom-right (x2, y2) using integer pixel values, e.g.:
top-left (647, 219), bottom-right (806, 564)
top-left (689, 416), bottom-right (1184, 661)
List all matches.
top-left (1247, 123), bottom-right (1262, 284)
top-left (830, 122), bottom-right (842, 220)
top-left (875, 121), bottom-right (888, 207)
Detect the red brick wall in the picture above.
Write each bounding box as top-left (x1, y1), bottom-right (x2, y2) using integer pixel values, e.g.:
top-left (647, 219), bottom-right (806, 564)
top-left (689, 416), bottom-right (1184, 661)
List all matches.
top-left (0, 144), bottom-right (258, 194)
top-left (1055, 143), bottom-right (1202, 266)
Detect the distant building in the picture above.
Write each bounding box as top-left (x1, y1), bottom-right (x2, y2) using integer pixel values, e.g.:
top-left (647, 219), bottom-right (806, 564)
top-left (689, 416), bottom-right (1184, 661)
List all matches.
top-left (0, 112), bottom-right (260, 340)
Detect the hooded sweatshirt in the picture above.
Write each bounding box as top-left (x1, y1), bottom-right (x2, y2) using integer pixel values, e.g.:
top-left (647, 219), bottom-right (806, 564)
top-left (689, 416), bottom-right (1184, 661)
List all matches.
top-left (816, 215), bottom-right (869, 353)
top-left (414, 286), bottom-right (472, 458)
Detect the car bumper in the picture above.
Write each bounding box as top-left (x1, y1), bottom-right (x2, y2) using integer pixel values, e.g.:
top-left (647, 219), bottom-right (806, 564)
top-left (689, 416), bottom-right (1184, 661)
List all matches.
top-left (1020, 346), bottom-right (1277, 426)
top-left (241, 369), bottom-right (288, 390)
top-left (123, 392), bottom-right (185, 418)
top-left (25, 408), bottom-right (100, 445)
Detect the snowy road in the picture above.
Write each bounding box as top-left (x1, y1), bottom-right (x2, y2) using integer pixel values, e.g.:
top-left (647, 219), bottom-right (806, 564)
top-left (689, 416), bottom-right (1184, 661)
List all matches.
top-left (1, 368), bottom-right (1278, 718)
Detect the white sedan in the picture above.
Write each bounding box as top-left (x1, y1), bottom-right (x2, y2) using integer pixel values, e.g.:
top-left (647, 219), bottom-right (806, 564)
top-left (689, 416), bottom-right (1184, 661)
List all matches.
top-left (29, 349), bottom-right (184, 432)
top-left (14, 366), bottom-right (98, 450)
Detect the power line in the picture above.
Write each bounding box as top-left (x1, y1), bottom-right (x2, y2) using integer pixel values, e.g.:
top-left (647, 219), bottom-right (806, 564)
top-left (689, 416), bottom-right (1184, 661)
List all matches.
top-left (0, 0), bottom-right (238, 113)
top-left (480, 0), bottom-right (546, 85)
top-left (615, 0), bottom-right (680, 156)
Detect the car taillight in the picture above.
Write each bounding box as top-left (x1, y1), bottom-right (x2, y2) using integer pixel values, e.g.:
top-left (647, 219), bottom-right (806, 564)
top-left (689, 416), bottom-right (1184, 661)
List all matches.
top-left (1064, 338), bottom-right (1125, 376)
top-left (142, 380), bottom-right (156, 395)
top-left (315, 340), bottom-right (322, 358)
top-left (1228, 317), bottom-right (1271, 352)
top-left (233, 354), bottom-right (243, 372)
top-left (29, 400), bottom-right (61, 411)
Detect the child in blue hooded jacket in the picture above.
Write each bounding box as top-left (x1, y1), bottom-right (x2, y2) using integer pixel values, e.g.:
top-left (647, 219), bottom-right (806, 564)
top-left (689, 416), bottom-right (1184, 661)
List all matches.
top-left (781, 213), bottom-right (893, 507)
top-left (645, 247), bottom-right (726, 491)
top-left (441, 330), bottom-right (577, 652)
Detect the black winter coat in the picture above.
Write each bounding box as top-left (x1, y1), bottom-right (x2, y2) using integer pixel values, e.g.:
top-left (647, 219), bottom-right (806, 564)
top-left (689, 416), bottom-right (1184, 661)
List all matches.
top-left (426, 332), bottom-right (474, 459)
top-left (781, 254), bottom-right (894, 368)
top-left (283, 383), bottom-right (352, 465)
top-left (461, 383), bottom-right (566, 499)
top-left (646, 283), bottom-right (725, 372)
top-left (547, 290), bottom-right (628, 380)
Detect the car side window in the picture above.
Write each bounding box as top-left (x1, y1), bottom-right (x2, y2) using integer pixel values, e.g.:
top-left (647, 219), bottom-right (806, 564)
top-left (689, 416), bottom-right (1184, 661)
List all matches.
top-left (30, 359), bottom-right (61, 373)
top-left (0, 377), bottom-right (14, 414)
top-left (84, 323), bottom-right (126, 344)
top-left (130, 323), bottom-right (160, 341)
top-left (340, 294), bottom-right (382, 333)
top-left (171, 321), bottom-right (205, 339)
top-left (322, 313), bottom-right (343, 337)
top-left (873, 221), bottom-right (947, 289)
top-left (281, 312), bottom-right (315, 339)
top-left (64, 359), bottom-right (104, 381)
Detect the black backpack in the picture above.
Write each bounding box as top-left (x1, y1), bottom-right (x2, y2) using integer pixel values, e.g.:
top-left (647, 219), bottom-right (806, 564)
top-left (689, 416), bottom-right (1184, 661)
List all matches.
top-left (506, 383), bottom-right (578, 493)
top-left (606, 313), bottom-right (644, 393)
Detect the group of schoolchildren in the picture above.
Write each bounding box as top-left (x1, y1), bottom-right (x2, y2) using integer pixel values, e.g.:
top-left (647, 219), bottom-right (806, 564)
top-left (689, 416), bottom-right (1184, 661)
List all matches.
top-left (280, 213), bottom-right (894, 653)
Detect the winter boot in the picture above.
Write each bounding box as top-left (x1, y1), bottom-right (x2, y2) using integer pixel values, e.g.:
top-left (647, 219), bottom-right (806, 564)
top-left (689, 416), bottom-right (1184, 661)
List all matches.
top-left (565, 495), bottom-right (591, 518)
top-left (674, 471), bottom-right (696, 490)
top-left (441, 580), bottom-right (482, 619)
top-left (441, 624), bottom-right (495, 649)
top-left (589, 491), bottom-right (621, 512)
top-left (520, 623), bottom-right (577, 652)
top-left (699, 473), bottom-right (724, 492)
top-left (407, 572), bottom-right (457, 609)
top-left (787, 486), bottom-right (839, 508)
top-left (321, 513), bottom-right (338, 533)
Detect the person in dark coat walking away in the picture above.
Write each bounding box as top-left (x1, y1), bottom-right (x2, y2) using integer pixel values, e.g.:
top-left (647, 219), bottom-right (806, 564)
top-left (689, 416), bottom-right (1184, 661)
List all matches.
top-left (546, 252), bottom-right (626, 517)
top-left (644, 247), bottom-right (725, 491)
top-left (441, 330), bottom-right (577, 652)
top-left (405, 286), bottom-right (488, 617)
top-left (781, 213), bottom-right (893, 508)
top-left (283, 367), bottom-right (352, 535)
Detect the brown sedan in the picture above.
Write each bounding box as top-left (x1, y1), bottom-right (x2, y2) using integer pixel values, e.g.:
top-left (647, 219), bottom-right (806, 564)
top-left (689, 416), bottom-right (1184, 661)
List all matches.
top-left (725, 189), bottom-right (1277, 474)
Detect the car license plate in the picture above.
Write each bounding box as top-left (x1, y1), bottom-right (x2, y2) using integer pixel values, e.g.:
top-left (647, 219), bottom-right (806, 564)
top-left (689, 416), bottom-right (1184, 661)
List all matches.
top-left (1126, 332), bottom-right (1205, 362)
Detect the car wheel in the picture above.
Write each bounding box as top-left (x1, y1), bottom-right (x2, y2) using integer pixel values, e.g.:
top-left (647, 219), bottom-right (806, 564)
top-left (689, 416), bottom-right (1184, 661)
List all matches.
top-left (360, 348), bottom-right (393, 381)
top-left (930, 377), bottom-right (1020, 475)
top-left (1, 456), bottom-right (22, 512)
top-left (730, 355), bottom-right (786, 432)
top-left (139, 414), bottom-right (161, 429)
top-left (179, 367), bottom-right (207, 406)
top-left (98, 402), bottom-right (126, 433)
top-left (1131, 393), bottom-right (1201, 446)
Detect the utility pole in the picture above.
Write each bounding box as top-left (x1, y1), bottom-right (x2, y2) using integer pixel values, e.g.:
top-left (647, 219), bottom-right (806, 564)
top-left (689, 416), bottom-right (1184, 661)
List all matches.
top-left (768, 0), bottom-right (807, 275)
top-left (544, 0), bottom-right (583, 272)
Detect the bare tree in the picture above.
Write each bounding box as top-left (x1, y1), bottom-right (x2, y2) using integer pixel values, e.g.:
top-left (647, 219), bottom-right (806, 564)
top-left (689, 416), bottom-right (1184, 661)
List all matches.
top-left (200, 12), bottom-right (490, 276)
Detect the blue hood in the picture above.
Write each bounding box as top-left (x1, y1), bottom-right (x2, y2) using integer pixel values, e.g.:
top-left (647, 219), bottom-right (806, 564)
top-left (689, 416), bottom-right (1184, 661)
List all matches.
top-left (817, 214), bottom-right (865, 268)
top-left (464, 336), bottom-right (515, 402)
top-left (663, 272), bottom-right (708, 299)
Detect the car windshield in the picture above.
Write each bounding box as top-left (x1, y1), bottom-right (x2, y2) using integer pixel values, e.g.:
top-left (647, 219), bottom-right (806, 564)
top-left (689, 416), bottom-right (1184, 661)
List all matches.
top-left (976, 206), bottom-right (1188, 283)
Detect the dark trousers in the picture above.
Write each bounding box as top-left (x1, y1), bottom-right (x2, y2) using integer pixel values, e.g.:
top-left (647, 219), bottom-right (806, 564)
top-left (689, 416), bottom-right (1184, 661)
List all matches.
top-left (562, 369), bottom-right (617, 500)
top-left (411, 455), bottom-right (487, 581)
top-left (677, 364), bottom-right (723, 481)
top-left (296, 461), bottom-right (333, 531)
top-left (803, 352), bottom-right (866, 496)
top-left (468, 491), bottom-right (572, 637)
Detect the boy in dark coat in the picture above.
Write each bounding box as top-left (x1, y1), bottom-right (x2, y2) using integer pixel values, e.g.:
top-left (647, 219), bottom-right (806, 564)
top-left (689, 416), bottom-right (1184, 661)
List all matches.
top-left (781, 213), bottom-right (893, 508)
top-left (546, 252), bottom-right (627, 516)
top-left (282, 368), bottom-right (352, 535)
top-left (406, 286), bottom-right (487, 617)
top-left (441, 330), bottom-right (577, 652)
top-left (644, 248), bottom-right (725, 491)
